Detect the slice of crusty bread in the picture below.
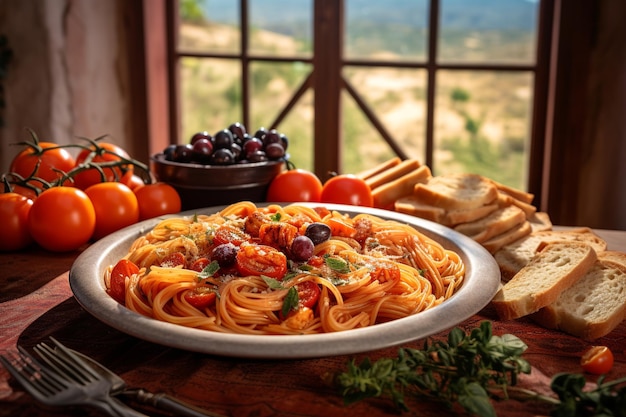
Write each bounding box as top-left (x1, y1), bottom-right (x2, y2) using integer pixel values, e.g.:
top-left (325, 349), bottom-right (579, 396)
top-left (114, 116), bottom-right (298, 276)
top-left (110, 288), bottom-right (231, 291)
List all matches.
top-left (372, 165), bottom-right (431, 209)
top-left (598, 250), bottom-right (626, 266)
top-left (494, 228), bottom-right (607, 281)
top-left (528, 212), bottom-right (553, 233)
top-left (489, 178), bottom-right (535, 204)
top-left (496, 191), bottom-right (537, 218)
top-left (482, 220), bottom-right (532, 254)
top-left (413, 173), bottom-right (498, 211)
top-left (491, 242), bottom-right (597, 320)
top-left (454, 205), bottom-right (526, 243)
top-left (394, 195), bottom-right (498, 227)
top-left (531, 258), bottom-right (626, 340)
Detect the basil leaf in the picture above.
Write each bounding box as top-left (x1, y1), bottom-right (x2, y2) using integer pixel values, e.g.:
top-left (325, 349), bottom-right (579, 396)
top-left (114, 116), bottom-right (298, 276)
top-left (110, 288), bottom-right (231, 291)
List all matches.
top-left (198, 260), bottom-right (220, 280)
top-left (262, 276), bottom-right (284, 289)
top-left (281, 286), bottom-right (299, 317)
top-left (325, 256), bottom-right (351, 274)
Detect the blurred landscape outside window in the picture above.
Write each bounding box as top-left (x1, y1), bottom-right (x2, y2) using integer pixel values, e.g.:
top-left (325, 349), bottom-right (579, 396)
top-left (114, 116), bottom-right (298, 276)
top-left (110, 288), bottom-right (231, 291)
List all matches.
top-left (175, 0), bottom-right (540, 190)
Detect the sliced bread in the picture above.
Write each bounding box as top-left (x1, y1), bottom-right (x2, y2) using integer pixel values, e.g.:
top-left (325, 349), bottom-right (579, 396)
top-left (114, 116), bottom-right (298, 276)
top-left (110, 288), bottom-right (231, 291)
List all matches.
top-left (531, 258), bottom-right (626, 340)
top-left (494, 228), bottom-right (607, 281)
top-left (482, 220), bottom-right (532, 254)
top-left (528, 212), bottom-right (553, 233)
top-left (394, 195), bottom-right (498, 227)
top-left (491, 242), bottom-right (597, 320)
top-left (413, 173), bottom-right (498, 211)
top-left (372, 165), bottom-right (431, 209)
top-left (489, 178), bottom-right (535, 204)
top-left (454, 205), bottom-right (526, 243)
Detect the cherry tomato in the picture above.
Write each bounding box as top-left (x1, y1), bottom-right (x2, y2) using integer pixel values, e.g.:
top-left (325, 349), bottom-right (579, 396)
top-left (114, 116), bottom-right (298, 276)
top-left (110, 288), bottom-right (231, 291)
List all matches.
top-left (184, 287), bottom-right (217, 309)
top-left (320, 174), bottom-right (373, 207)
top-left (28, 187), bottom-right (96, 252)
top-left (120, 170), bottom-right (145, 191)
top-left (159, 252), bottom-right (186, 268)
top-left (10, 142), bottom-right (76, 183)
top-left (109, 259), bottom-right (139, 304)
top-left (73, 142), bottom-right (131, 189)
top-left (85, 182), bottom-right (139, 240)
top-left (0, 193), bottom-right (34, 251)
top-left (296, 281), bottom-right (321, 309)
top-left (236, 244), bottom-right (287, 279)
top-left (134, 183), bottom-right (182, 220)
top-left (213, 225), bottom-right (250, 246)
top-left (581, 346), bottom-right (614, 375)
top-left (8, 184), bottom-right (39, 201)
top-left (266, 169), bottom-right (323, 202)
top-left (190, 257), bottom-right (210, 272)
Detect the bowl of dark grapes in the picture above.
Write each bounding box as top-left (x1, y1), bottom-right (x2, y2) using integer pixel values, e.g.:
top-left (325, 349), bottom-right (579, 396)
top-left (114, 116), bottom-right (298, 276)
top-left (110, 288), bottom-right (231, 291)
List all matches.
top-left (151, 123), bottom-right (287, 210)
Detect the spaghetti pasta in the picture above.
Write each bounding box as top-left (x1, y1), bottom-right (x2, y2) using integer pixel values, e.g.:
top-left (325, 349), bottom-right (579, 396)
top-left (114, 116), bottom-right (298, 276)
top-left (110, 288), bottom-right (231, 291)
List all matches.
top-left (104, 202), bottom-right (465, 335)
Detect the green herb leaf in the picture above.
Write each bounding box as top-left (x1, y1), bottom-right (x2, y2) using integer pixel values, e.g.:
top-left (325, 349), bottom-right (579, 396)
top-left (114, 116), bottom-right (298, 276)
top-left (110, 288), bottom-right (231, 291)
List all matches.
top-left (281, 286), bottom-right (299, 317)
top-left (262, 276), bottom-right (284, 289)
top-left (198, 261), bottom-right (220, 279)
top-left (325, 256), bottom-right (351, 274)
top-left (270, 212), bottom-right (281, 222)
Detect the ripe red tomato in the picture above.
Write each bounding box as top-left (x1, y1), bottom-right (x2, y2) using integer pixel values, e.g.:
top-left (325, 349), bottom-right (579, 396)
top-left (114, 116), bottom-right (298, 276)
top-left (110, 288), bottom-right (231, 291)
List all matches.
top-left (134, 183), bottom-right (182, 220)
top-left (28, 187), bottom-right (96, 252)
top-left (320, 174), bottom-right (373, 207)
top-left (266, 169), bottom-right (323, 202)
top-left (236, 244), bottom-right (287, 279)
top-left (0, 193), bottom-right (34, 251)
top-left (73, 142), bottom-right (131, 189)
top-left (184, 287), bottom-right (217, 309)
top-left (10, 142), bottom-right (76, 183)
top-left (213, 225), bottom-right (250, 246)
top-left (109, 259), bottom-right (139, 304)
top-left (120, 170), bottom-right (145, 191)
top-left (581, 346), bottom-right (614, 375)
top-left (85, 182), bottom-right (139, 240)
top-left (296, 281), bottom-right (321, 309)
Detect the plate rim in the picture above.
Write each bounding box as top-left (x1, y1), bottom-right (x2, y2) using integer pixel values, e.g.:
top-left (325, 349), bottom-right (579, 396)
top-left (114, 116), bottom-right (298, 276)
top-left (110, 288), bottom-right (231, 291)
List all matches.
top-left (69, 203), bottom-right (500, 359)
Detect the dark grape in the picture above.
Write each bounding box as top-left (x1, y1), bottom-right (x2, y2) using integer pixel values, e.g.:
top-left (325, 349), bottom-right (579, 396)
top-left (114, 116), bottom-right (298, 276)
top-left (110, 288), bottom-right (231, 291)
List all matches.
top-left (173, 144), bottom-right (194, 163)
top-left (228, 122), bottom-right (247, 140)
top-left (263, 129), bottom-right (282, 146)
top-left (163, 144), bottom-right (177, 161)
top-left (305, 223), bottom-right (331, 245)
top-left (230, 143), bottom-right (242, 160)
top-left (290, 235), bottom-right (315, 261)
top-left (243, 137), bottom-right (263, 155)
top-left (213, 129), bottom-right (234, 149)
top-left (190, 131), bottom-right (212, 145)
top-left (211, 148), bottom-right (235, 165)
top-left (212, 243), bottom-right (239, 267)
top-left (280, 133), bottom-right (289, 150)
top-left (247, 150), bottom-right (268, 163)
top-left (191, 138), bottom-right (213, 163)
top-left (254, 127), bottom-right (267, 140)
top-left (265, 142), bottom-right (285, 160)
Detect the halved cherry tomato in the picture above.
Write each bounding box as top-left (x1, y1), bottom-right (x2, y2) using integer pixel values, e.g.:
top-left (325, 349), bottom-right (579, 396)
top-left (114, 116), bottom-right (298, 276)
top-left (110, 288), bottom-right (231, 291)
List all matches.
top-left (213, 225), bottom-right (250, 246)
top-left (10, 142), bottom-right (76, 184)
top-left (320, 174), bottom-right (373, 207)
top-left (109, 259), bottom-right (139, 304)
top-left (184, 287), bottom-right (217, 310)
top-left (581, 346), bottom-right (614, 375)
top-left (85, 182), bottom-right (139, 240)
top-left (236, 244), bottom-right (287, 279)
top-left (28, 187), bottom-right (96, 252)
top-left (159, 252), bottom-right (186, 268)
top-left (134, 183), bottom-right (181, 220)
top-left (73, 142), bottom-right (131, 190)
top-left (296, 281), bottom-right (321, 309)
top-left (190, 257), bottom-right (210, 272)
top-left (0, 193), bottom-right (33, 251)
top-left (266, 169), bottom-right (323, 202)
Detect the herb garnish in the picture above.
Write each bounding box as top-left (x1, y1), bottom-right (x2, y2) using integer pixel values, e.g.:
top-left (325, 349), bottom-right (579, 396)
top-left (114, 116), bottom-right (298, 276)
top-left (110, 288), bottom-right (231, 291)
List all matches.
top-left (331, 321), bottom-right (626, 417)
top-left (197, 261), bottom-right (220, 280)
top-left (324, 255), bottom-right (351, 274)
top-left (282, 286), bottom-right (299, 317)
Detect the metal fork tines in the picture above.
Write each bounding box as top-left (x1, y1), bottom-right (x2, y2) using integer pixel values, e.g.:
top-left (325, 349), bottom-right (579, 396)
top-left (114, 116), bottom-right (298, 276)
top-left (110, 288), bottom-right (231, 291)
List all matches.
top-left (0, 344), bottom-right (148, 417)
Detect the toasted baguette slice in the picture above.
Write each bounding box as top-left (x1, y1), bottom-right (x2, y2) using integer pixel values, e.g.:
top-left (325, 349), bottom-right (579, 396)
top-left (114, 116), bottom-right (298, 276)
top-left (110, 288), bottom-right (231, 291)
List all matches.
top-left (489, 179), bottom-right (535, 204)
top-left (494, 228), bottom-right (607, 281)
top-left (491, 242), bottom-right (597, 320)
top-left (356, 157), bottom-right (402, 181)
top-left (413, 173), bottom-right (498, 211)
top-left (496, 191), bottom-right (537, 218)
top-left (454, 205), bottom-right (526, 243)
top-left (531, 258), bottom-right (626, 340)
top-left (598, 250), bottom-right (626, 266)
top-left (394, 196), bottom-right (498, 227)
top-left (528, 212), bottom-right (553, 233)
top-left (482, 220), bottom-right (532, 254)
top-left (365, 159), bottom-right (421, 189)
top-left (372, 165), bottom-right (431, 209)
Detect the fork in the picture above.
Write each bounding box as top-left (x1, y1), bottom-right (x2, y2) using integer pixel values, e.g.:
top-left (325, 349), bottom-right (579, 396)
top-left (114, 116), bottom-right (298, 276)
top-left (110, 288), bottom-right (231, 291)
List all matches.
top-left (0, 346), bottom-right (148, 417)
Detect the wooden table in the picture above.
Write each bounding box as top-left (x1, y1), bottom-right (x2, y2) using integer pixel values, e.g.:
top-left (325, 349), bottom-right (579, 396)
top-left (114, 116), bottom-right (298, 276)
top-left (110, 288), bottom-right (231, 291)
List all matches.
top-left (1, 228), bottom-right (625, 417)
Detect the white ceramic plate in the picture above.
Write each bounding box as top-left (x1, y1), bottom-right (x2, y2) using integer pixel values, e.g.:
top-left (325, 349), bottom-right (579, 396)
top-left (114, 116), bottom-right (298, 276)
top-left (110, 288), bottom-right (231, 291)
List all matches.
top-left (69, 203), bottom-right (500, 359)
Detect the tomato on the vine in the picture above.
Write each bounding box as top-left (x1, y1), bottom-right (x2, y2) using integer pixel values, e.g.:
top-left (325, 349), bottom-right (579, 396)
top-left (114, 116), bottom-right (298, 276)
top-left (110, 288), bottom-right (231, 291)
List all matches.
top-left (0, 193), bottom-right (34, 251)
top-left (73, 142), bottom-right (131, 190)
top-left (266, 169), bottom-right (323, 202)
top-left (236, 244), bottom-right (287, 279)
top-left (134, 183), bottom-right (182, 220)
top-left (10, 142), bottom-right (75, 183)
top-left (120, 170), bottom-right (145, 191)
top-left (85, 182), bottom-right (139, 240)
top-left (581, 346), bottom-right (614, 375)
top-left (28, 187), bottom-right (96, 252)
top-left (320, 174), bottom-right (373, 207)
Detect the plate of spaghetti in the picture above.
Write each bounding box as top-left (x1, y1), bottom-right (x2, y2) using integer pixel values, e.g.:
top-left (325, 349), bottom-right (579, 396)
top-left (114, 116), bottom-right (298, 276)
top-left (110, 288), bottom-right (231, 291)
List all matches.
top-left (69, 202), bottom-right (499, 358)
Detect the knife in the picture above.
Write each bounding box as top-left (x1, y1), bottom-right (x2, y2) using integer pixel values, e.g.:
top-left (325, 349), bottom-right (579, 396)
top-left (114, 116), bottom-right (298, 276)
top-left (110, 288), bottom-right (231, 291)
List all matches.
top-left (70, 350), bottom-right (226, 417)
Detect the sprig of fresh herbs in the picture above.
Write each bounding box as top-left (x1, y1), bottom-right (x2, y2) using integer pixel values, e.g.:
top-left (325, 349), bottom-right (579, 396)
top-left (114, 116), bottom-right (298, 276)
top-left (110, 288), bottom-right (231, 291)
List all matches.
top-left (331, 321), bottom-right (626, 417)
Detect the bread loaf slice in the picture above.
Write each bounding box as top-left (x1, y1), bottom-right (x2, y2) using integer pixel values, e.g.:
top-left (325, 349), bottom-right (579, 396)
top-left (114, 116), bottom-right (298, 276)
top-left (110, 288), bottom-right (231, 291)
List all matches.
top-left (454, 205), bottom-right (526, 243)
top-left (394, 195), bottom-right (498, 227)
top-left (413, 173), bottom-right (498, 211)
top-left (491, 242), bottom-right (597, 320)
top-left (531, 258), bottom-right (626, 340)
top-left (482, 220), bottom-right (532, 254)
top-left (529, 212), bottom-right (552, 233)
top-left (372, 165), bottom-right (431, 209)
top-left (489, 179), bottom-right (535, 204)
top-left (494, 228), bottom-right (607, 281)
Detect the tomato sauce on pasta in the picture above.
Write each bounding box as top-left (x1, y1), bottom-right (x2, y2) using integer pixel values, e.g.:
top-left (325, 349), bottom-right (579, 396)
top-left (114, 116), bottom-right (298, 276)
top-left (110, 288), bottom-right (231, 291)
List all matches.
top-left (104, 202), bottom-right (465, 335)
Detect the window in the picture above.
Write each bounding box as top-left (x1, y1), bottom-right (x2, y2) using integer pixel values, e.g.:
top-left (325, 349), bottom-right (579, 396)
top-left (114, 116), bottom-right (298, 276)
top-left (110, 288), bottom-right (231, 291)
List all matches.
top-left (166, 0), bottom-right (552, 194)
